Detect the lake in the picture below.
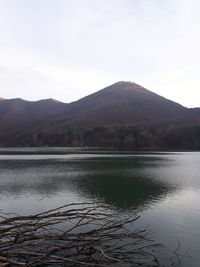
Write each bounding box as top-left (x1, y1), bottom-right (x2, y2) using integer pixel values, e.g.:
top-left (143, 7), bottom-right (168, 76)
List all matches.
top-left (0, 148), bottom-right (199, 266)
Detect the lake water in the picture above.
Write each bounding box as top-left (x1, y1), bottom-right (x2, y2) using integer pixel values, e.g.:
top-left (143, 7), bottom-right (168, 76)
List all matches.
top-left (0, 148), bottom-right (199, 266)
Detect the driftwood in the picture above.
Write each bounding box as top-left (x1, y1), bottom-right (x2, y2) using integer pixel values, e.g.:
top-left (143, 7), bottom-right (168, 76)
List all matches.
top-left (0, 203), bottom-right (162, 266)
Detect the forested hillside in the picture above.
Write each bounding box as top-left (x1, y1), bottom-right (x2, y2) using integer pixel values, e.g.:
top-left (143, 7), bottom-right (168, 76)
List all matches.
top-left (0, 82), bottom-right (199, 149)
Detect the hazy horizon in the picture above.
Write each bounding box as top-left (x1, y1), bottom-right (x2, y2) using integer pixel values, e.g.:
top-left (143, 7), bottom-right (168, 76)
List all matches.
top-left (0, 0), bottom-right (200, 107)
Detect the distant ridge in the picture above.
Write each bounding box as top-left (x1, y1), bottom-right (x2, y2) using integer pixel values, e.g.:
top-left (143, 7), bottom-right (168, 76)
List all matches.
top-left (0, 81), bottom-right (199, 149)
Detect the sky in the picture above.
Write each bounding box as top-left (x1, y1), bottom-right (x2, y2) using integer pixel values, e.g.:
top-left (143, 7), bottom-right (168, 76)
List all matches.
top-left (0, 0), bottom-right (200, 107)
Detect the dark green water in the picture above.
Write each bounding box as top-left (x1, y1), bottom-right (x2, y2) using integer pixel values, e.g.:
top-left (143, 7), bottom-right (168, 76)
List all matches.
top-left (0, 149), bottom-right (199, 266)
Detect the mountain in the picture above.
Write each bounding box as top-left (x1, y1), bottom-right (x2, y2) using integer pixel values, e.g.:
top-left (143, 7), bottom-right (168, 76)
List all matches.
top-left (51, 81), bottom-right (187, 128)
top-left (0, 98), bottom-right (66, 145)
top-left (0, 98), bottom-right (65, 131)
top-left (0, 81), bottom-right (199, 149)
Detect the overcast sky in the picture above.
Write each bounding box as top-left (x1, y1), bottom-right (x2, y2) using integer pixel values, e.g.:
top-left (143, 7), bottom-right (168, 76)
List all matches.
top-left (0, 0), bottom-right (200, 107)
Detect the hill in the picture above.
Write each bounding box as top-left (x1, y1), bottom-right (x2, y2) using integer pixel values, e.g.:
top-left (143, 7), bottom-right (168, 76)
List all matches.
top-left (0, 81), bottom-right (199, 149)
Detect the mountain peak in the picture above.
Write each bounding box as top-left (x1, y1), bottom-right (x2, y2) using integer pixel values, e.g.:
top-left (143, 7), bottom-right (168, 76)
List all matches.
top-left (107, 81), bottom-right (149, 91)
top-left (0, 97), bottom-right (4, 100)
top-left (103, 81), bottom-right (151, 95)
top-left (38, 98), bottom-right (63, 103)
top-left (114, 81), bottom-right (134, 85)
top-left (112, 81), bottom-right (141, 87)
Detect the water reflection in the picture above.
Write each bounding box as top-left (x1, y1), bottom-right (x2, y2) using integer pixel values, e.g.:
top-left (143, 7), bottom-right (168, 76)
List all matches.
top-left (70, 158), bottom-right (173, 210)
top-left (0, 156), bottom-right (175, 211)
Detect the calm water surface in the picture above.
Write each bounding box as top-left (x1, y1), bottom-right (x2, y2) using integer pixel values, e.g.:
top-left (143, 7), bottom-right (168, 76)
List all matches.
top-left (0, 148), bottom-right (199, 266)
